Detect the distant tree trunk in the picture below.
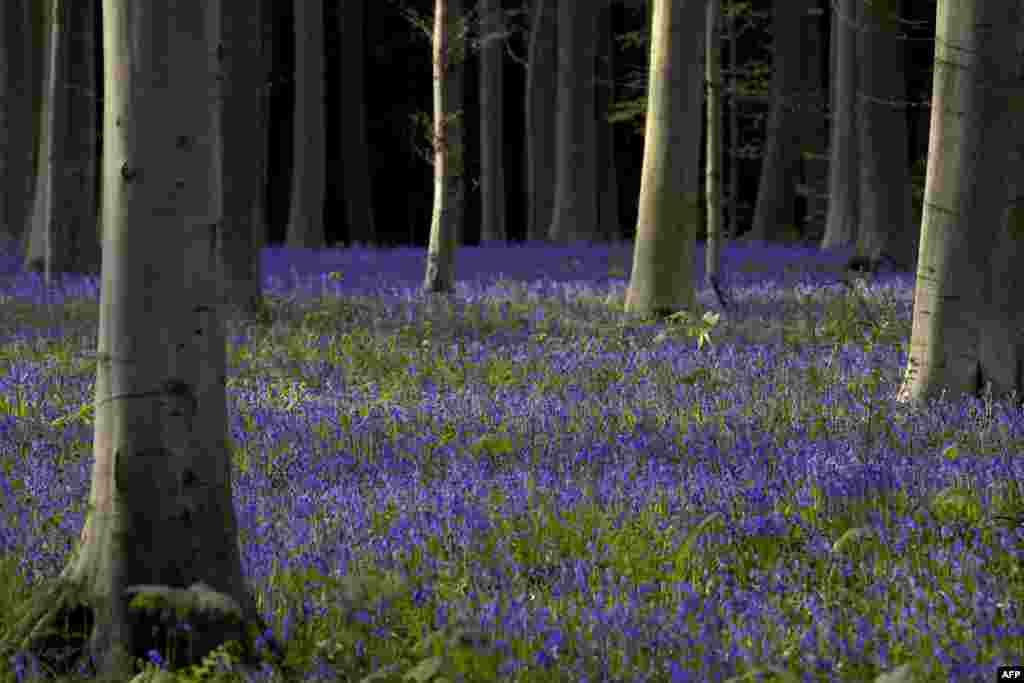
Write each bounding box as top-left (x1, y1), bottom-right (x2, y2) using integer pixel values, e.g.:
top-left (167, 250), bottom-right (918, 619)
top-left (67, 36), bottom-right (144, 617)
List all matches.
top-left (547, 0), bottom-right (598, 243)
top-left (24, 0), bottom-right (101, 282)
top-left (596, 0), bottom-right (621, 243)
top-left (747, 0), bottom-right (804, 243)
top-left (854, 0), bottom-right (917, 271)
top-left (0, 0), bottom-right (286, 677)
top-left (625, 0), bottom-right (704, 317)
top-left (478, 0), bottom-right (506, 243)
top-left (220, 0), bottom-right (265, 321)
top-left (423, 0), bottom-right (465, 293)
top-left (704, 0), bottom-right (723, 288)
top-left (525, 0), bottom-right (557, 243)
top-left (0, 0), bottom-right (38, 247)
top-left (820, 0), bottom-right (858, 250)
top-left (339, 0), bottom-right (377, 246)
top-left (796, 1), bottom-right (829, 241)
top-left (897, 0), bottom-right (1024, 409)
top-left (287, 0), bottom-right (326, 248)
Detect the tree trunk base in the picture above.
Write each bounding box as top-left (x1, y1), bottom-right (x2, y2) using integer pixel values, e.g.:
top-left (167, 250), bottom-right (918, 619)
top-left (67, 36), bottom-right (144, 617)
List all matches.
top-left (0, 576), bottom-right (291, 680)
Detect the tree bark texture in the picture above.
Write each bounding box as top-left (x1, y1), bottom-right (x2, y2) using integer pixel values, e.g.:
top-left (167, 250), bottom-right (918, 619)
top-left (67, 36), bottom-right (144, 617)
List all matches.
top-left (525, 0), bottom-right (557, 243)
top-left (339, 0), bottom-right (378, 247)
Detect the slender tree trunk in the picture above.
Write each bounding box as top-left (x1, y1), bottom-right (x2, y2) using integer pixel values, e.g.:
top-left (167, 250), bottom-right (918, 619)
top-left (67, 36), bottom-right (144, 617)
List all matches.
top-left (287, 0), bottom-right (326, 248)
top-left (897, 0), bottom-right (1024, 408)
top-left (24, 0), bottom-right (101, 282)
top-left (820, 0), bottom-right (859, 250)
top-left (423, 0), bottom-right (466, 293)
top-left (854, 0), bottom-right (917, 271)
top-left (797, 2), bottom-right (829, 241)
top-left (525, 0), bottom-right (557, 243)
top-left (0, 0), bottom-right (286, 677)
top-left (547, 0), bottom-right (598, 244)
top-left (596, 0), bottom-right (621, 243)
top-left (478, 0), bottom-right (506, 243)
top-left (220, 0), bottom-right (265, 320)
top-left (339, 0), bottom-right (377, 247)
top-left (705, 0), bottom-right (723, 288)
top-left (747, 0), bottom-right (804, 243)
top-left (625, 0), bottom-right (705, 318)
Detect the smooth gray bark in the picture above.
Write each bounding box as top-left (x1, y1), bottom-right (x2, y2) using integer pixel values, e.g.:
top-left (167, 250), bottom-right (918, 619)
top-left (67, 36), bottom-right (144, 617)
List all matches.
top-left (339, 0), bottom-right (378, 246)
top-left (525, 0), bottom-right (557, 243)
top-left (478, 0), bottom-right (507, 243)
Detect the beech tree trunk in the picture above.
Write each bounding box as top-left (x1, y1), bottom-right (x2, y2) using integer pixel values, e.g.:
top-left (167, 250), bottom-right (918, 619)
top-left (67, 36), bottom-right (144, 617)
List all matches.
top-left (286, 0), bottom-right (326, 248)
top-left (897, 0), bottom-right (1024, 409)
top-left (820, 0), bottom-right (859, 250)
top-left (625, 0), bottom-right (705, 317)
top-left (478, 0), bottom-right (507, 243)
top-left (0, 0), bottom-right (37, 247)
top-left (747, 0), bottom-right (805, 243)
top-left (547, 0), bottom-right (599, 243)
top-left (0, 1), bottom-right (286, 677)
top-left (525, 0), bottom-right (557, 243)
top-left (423, 0), bottom-right (466, 293)
top-left (705, 0), bottom-right (723, 287)
top-left (596, 0), bottom-right (621, 243)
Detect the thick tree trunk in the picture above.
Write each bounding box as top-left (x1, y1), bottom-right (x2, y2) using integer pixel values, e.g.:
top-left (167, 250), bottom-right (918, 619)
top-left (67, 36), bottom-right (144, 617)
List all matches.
top-left (286, 0), bottom-right (326, 248)
top-left (854, 0), bottom-right (917, 271)
top-left (220, 0), bottom-right (265, 320)
top-left (820, 0), bottom-right (859, 250)
top-left (624, 0), bottom-right (704, 317)
top-left (596, 0), bottom-right (621, 243)
top-left (897, 0), bottom-right (1024, 409)
top-left (704, 0), bottom-right (723, 288)
top-left (0, 0), bottom-right (287, 677)
top-left (423, 0), bottom-right (465, 293)
top-left (339, 0), bottom-right (377, 247)
top-left (478, 0), bottom-right (506, 243)
top-left (796, 2), bottom-right (829, 241)
top-left (547, 0), bottom-right (598, 244)
top-left (747, 0), bottom-right (804, 243)
top-left (525, 0), bottom-right (557, 243)
top-left (24, 0), bottom-right (101, 282)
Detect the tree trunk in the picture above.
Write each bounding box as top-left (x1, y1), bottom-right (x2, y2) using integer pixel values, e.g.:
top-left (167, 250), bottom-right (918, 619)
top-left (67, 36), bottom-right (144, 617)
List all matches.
top-left (0, 0), bottom-right (38, 248)
top-left (478, 0), bottom-right (506, 243)
top-left (704, 0), bottom-right (723, 288)
top-left (820, 0), bottom-right (859, 250)
top-left (796, 2), bottom-right (829, 241)
top-left (220, 0), bottom-right (265, 320)
top-left (286, 0), bottom-right (326, 248)
top-left (596, 0), bottom-right (621, 243)
top-left (423, 0), bottom-right (465, 293)
top-left (897, 0), bottom-right (1024, 409)
top-left (624, 0), bottom-right (704, 318)
top-left (547, 0), bottom-right (598, 244)
top-left (0, 0), bottom-right (288, 677)
top-left (24, 0), bottom-right (101, 283)
top-left (525, 0), bottom-right (557, 243)
top-left (339, 0), bottom-right (377, 247)
top-left (747, 0), bottom-right (804, 243)
top-left (853, 0), bottom-right (917, 271)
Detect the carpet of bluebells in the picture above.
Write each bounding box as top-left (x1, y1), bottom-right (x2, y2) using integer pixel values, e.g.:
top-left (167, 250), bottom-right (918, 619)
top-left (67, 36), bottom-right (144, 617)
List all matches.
top-left (0, 238), bottom-right (1022, 682)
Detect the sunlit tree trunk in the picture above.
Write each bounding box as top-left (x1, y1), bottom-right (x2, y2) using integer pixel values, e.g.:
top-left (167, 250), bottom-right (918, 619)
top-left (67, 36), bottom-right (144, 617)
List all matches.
top-left (820, 0), bottom-right (859, 250)
top-left (23, 0), bottom-right (101, 282)
top-left (478, 0), bottom-right (506, 243)
top-left (596, 0), bottom-right (621, 243)
top-left (0, 0), bottom-right (37, 247)
top-left (525, 0), bottom-right (557, 243)
top-left (423, 0), bottom-right (466, 293)
top-left (747, 0), bottom-right (804, 243)
top-left (854, 0), bottom-right (917, 271)
top-left (625, 0), bottom-right (705, 317)
top-left (220, 0), bottom-right (265, 320)
top-left (897, 0), bottom-right (1024, 409)
top-left (0, 0), bottom-right (286, 678)
top-left (339, 0), bottom-right (377, 247)
top-left (547, 0), bottom-right (598, 243)
top-left (704, 0), bottom-right (723, 287)
top-left (286, 0), bottom-right (326, 248)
